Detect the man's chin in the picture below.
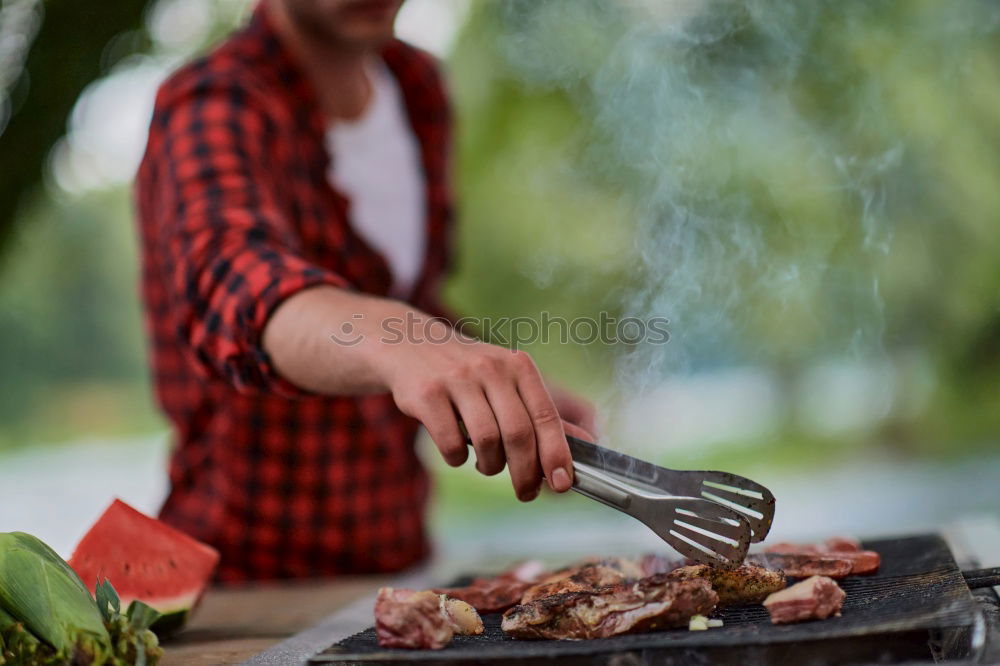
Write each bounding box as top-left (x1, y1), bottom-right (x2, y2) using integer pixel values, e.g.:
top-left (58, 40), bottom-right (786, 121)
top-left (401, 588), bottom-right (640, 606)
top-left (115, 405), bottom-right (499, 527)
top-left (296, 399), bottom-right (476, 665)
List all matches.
top-left (281, 0), bottom-right (399, 52)
top-left (338, 25), bottom-right (396, 50)
top-left (338, 0), bottom-right (401, 45)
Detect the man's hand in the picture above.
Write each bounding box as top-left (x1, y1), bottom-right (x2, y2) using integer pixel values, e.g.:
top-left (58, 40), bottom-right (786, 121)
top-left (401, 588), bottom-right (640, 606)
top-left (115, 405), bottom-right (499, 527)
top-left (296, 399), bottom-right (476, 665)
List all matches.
top-left (263, 286), bottom-right (586, 501)
top-left (374, 317), bottom-right (576, 502)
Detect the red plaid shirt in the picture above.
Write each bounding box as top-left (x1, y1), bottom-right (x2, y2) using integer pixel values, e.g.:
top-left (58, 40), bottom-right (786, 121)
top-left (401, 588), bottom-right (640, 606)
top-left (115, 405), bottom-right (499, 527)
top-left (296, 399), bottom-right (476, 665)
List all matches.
top-left (135, 5), bottom-right (452, 581)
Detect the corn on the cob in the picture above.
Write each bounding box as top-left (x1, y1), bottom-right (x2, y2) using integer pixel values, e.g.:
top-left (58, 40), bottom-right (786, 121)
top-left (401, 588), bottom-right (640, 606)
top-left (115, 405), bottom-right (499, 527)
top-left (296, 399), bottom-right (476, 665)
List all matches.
top-left (0, 532), bottom-right (163, 665)
top-left (0, 604), bottom-right (58, 665)
top-left (0, 532), bottom-right (107, 658)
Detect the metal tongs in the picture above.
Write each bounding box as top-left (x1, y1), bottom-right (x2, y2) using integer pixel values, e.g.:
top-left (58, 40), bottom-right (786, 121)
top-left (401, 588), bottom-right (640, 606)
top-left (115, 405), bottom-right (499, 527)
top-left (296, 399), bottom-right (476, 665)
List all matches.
top-left (565, 435), bottom-right (775, 569)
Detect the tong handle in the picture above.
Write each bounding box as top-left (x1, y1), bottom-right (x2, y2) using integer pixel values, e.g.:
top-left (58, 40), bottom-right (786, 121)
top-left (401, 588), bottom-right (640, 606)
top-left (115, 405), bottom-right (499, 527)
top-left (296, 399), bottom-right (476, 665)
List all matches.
top-left (461, 428), bottom-right (644, 512)
top-left (570, 461), bottom-right (636, 511)
top-left (565, 435), bottom-right (697, 494)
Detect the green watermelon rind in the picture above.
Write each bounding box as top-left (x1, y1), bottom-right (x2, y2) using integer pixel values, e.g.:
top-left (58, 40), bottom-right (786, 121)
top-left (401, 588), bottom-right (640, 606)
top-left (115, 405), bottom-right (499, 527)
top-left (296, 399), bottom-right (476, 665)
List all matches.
top-left (123, 594), bottom-right (196, 637)
top-left (150, 609), bottom-right (188, 637)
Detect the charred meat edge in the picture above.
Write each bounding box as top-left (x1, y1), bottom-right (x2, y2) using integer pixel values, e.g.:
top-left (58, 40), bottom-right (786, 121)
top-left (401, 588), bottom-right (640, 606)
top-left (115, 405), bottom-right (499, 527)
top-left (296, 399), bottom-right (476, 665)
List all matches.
top-left (502, 575), bottom-right (718, 640)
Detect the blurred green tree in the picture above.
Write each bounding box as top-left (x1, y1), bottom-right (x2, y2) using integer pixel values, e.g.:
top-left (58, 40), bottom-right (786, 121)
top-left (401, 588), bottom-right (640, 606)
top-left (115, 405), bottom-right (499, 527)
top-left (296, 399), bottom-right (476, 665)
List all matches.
top-left (0, 0), bottom-right (149, 255)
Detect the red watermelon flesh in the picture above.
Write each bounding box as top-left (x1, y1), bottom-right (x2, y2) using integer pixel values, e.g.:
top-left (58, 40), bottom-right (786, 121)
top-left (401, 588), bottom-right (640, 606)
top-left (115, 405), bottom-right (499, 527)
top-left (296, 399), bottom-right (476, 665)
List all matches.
top-left (68, 499), bottom-right (219, 633)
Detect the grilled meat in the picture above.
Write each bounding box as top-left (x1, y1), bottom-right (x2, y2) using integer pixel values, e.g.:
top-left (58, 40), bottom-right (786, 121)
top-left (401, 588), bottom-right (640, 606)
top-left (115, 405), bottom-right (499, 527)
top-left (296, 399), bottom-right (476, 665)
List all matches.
top-left (502, 574), bottom-right (718, 640)
top-left (520, 562), bottom-right (635, 604)
top-left (519, 555), bottom-right (684, 604)
top-left (666, 563), bottom-right (786, 606)
top-left (838, 550), bottom-right (881, 574)
top-left (763, 575), bottom-right (846, 624)
top-left (600, 556), bottom-right (648, 579)
top-left (435, 560), bottom-right (546, 614)
top-left (374, 588), bottom-right (483, 649)
top-left (752, 552), bottom-right (854, 579)
top-left (763, 540), bottom-right (880, 576)
top-left (434, 578), bottom-right (531, 614)
top-left (637, 553), bottom-right (683, 577)
top-left (536, 556), bottom-right (646, 583)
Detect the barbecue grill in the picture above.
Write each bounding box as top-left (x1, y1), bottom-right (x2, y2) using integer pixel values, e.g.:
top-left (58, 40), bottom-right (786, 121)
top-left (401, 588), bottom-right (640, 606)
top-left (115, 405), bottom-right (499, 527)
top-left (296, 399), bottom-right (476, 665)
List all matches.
top-left (287, 533), bottom-right (1000, 666)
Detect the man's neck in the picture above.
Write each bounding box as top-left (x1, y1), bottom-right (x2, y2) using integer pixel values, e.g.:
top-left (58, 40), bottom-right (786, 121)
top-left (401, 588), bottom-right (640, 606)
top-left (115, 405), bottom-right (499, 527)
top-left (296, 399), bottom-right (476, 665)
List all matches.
top-left (266, 0), bottom-right (376, 121)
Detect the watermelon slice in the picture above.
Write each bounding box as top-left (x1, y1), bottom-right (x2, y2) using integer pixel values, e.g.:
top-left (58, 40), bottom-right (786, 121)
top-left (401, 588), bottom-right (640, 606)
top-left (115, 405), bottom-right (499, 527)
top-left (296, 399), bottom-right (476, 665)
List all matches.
top-left (68, 499), bottom-right (219, 635)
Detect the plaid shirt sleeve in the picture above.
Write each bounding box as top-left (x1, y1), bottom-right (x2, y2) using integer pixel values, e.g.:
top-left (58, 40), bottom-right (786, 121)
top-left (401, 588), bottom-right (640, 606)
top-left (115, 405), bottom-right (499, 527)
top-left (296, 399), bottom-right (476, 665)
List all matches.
top-left (146, 75), bottom-right (347, 396)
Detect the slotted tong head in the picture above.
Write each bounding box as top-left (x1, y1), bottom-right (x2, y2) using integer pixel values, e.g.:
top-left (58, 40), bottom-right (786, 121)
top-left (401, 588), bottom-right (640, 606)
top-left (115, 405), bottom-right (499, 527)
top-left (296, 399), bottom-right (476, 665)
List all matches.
top-left (566, 435), bottom-right (775, 569)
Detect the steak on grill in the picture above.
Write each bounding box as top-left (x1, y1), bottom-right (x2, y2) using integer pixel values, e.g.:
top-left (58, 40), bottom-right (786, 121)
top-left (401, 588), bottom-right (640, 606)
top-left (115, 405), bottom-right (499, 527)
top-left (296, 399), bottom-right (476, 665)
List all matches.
top-left (637, 553), bottom-right (683, 576)
top-left (764, 540), bottom-right (881, 576)
top-left (763, 575), bottom-right (846, 624)
top-left (843, 550), bottom-right (880, 574)
top-left (501, 574), bottom-right (718, 640)
top-left (434, 560), bottom-right (546, 614)
top-left (520, 560), bottom-right (640, 604)
top-left (666, 563), bottom-right (786, 606)
top-left (753, 551), bottom-right (855, 579)
top-left (374, 588), bottom-right (483, 649)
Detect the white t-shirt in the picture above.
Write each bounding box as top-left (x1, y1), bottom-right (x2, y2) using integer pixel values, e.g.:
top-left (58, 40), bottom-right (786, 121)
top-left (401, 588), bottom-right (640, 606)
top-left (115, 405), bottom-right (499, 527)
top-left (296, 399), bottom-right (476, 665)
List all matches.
top-left (325, 61), bottom-right (426, 298)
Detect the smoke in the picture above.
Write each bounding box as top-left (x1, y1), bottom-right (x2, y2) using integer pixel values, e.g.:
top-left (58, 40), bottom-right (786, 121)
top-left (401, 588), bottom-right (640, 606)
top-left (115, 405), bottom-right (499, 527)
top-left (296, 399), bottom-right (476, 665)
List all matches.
top-left (488, 0), bottom-right (996, 398)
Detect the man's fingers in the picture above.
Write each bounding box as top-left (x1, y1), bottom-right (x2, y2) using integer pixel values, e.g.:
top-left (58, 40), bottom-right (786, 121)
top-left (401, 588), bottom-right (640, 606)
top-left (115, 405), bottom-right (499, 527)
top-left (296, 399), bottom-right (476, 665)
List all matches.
top-left (451, 387), bottom-right (505, 476)
top-left (483, 381), bottom-right (541, 501)
top-left (511, 352), bottom-right (574, 493)
top-left (407, 387), bottom-right (467, 467)
top-left (562, 419), bottom-right (594, 443)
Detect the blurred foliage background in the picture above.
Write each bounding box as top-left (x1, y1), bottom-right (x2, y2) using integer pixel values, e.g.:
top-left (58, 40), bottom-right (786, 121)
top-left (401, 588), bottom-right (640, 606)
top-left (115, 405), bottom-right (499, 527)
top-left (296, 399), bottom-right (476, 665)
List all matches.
top-left (0, 0), bottom-right (998, 531)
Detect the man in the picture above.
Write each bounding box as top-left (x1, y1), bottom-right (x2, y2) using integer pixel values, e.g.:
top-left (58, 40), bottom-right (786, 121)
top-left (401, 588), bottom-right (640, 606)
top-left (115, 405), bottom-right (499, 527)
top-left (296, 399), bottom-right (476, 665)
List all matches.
top-left (135, 0), bottom-right (594, 581)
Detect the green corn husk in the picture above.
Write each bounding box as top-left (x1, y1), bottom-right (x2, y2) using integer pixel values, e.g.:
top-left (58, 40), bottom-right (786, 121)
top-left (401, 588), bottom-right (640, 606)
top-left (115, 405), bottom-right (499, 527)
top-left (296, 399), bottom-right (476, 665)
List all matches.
top-left (0, 533), bottom-right (163, 665)
top-left (0, 532), bottom-right (108, 654)
top-left (0, 605), bottom-right (61, 665)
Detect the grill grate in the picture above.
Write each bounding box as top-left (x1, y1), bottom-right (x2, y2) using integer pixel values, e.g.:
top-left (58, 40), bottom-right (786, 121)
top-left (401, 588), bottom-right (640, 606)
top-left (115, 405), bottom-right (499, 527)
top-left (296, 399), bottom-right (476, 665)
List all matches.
top-left (311, 535), bottom-right (979, 664)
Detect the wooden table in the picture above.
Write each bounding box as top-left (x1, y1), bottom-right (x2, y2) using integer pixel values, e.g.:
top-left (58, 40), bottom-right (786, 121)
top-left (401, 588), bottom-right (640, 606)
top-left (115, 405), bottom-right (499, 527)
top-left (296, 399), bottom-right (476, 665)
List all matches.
top-left (161, 576), bottom-right (388, 666)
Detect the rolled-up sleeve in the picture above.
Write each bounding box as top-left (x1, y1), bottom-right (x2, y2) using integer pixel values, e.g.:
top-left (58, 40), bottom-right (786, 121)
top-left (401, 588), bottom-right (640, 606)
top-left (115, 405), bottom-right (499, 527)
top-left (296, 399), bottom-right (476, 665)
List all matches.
top-left (145, 77), bottom-right (346, 395)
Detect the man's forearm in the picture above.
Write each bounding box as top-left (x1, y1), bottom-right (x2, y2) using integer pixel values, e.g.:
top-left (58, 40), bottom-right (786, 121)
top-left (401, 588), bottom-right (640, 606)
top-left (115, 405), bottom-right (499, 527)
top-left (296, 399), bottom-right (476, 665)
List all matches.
top-left (262, 283), bottom-right (587, 501)
top-left (262, 285), bottom-right (418, 395)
